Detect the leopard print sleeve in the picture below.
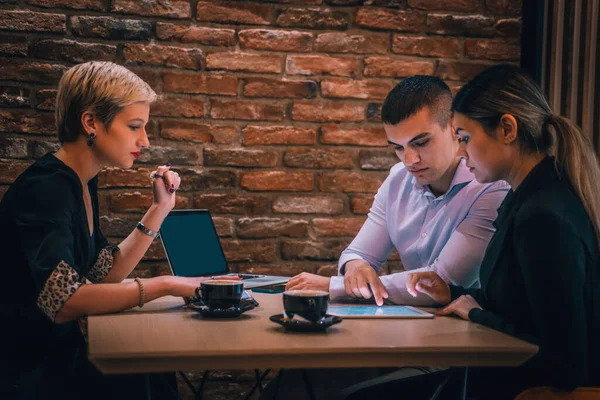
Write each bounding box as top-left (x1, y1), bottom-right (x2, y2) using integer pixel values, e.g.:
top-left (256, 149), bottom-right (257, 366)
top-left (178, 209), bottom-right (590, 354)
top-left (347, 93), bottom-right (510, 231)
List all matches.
top-left (86, 244), bottom-right (120, 284)
top-left (36, 260), bottom-right (85, 322)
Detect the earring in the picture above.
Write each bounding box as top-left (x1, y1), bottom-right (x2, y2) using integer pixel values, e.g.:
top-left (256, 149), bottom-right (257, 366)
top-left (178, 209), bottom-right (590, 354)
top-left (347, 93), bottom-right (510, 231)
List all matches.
top-left (87, 133), bottom-right (95, 147)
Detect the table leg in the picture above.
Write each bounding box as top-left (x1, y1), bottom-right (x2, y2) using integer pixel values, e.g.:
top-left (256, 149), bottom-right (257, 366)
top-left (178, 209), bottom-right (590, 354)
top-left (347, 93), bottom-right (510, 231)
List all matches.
top-left (459, 367), bottom-right (468, 400)
top-left (301, 370), bottom-right (316, 400)
top-left (144, 374), bottom-right (152, 400)
top-left (194, 371), bottom-right (210, 400)
top-left (271, 369), bottom-right (284, 400)
top-left (242, 369), bottom-right (271, 400)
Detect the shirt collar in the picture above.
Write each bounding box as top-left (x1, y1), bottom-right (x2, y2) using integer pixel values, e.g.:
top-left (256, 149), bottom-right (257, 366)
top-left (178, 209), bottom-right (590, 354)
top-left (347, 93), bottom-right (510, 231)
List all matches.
top-left (412, 159), bottom-right (473, 199)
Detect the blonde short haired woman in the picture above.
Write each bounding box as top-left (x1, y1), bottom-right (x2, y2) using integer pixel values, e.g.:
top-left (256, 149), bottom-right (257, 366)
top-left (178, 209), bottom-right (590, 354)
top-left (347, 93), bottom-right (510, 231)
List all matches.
top-left (0, 62), bottom-right (237, 399)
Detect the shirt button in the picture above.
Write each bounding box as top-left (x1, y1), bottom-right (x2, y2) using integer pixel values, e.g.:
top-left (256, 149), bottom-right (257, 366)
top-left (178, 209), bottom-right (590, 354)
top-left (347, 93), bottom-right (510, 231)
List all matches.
top-left (421, 232), bottom-right (427, 238)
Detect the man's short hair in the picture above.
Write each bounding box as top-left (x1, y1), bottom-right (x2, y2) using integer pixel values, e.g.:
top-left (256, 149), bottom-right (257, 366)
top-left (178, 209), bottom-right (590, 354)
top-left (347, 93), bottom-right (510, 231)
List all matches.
top-left (381, 75), bottom-right (452, 128)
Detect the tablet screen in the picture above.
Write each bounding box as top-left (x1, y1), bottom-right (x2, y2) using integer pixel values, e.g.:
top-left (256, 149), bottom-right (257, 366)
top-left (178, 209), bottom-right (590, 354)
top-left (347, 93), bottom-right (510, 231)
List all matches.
top-left (328, 305), bottom-right (433, 319)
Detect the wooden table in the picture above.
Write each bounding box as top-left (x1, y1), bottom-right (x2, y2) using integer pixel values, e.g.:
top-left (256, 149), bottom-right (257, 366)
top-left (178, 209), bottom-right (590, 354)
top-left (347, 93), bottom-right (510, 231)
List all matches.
top-left (88, 292), bottom-right (538, 375)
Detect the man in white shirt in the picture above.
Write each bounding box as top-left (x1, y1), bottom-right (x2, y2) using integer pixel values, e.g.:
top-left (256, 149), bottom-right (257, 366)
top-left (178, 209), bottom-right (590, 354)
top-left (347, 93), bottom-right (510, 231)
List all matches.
top-left (285, 76), bottom-right (508, 306)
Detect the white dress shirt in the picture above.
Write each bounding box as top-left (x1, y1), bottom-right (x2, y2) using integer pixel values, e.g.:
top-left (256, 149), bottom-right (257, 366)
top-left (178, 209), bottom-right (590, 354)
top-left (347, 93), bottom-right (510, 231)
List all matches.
top-left (330, 160), bottom-right (509, 305)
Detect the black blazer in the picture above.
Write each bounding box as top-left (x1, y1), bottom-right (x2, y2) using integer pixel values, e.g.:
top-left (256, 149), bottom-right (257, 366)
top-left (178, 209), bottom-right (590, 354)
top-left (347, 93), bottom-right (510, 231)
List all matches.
top-left (451, 157), bottom-right (600, 398)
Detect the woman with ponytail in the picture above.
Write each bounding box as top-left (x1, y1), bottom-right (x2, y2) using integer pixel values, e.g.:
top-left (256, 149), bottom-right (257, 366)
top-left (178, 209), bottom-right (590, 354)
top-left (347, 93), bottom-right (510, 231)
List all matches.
top-left (406, 64), bottom-right (600, 399)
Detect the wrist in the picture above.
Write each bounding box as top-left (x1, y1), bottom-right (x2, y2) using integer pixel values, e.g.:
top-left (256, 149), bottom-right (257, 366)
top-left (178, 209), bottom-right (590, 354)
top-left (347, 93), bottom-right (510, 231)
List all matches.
top-left (153, 275), bottom-right (176, 297)
top-left (148, 203), bottom-right (171, 219)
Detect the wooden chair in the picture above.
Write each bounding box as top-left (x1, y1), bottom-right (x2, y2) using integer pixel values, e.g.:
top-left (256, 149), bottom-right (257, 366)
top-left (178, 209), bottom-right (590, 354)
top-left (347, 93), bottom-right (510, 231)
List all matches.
top-left (514, 387), bottom-right (600, 400)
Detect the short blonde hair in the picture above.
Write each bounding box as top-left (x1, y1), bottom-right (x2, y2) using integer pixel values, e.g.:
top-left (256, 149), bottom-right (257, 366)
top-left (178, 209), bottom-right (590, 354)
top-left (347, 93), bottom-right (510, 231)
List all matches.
top-left (55, 61), bottom-right (157, 143)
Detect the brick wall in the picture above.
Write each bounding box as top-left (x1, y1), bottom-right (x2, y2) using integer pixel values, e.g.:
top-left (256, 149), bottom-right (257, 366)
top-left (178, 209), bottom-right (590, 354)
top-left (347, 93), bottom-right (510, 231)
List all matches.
top-left (0, 0), bottom-right (521, 281)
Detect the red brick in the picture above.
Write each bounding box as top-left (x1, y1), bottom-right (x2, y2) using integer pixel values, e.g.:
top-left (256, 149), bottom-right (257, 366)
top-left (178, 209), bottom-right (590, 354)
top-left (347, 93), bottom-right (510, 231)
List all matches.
top-left (193, 194), bottom-right (271, 214)
top-left (292, 101), bottom-right (365, 122)
top-left (237, 218), bottom-right (308, 238)
top-left (242, 126), bottom-right (316, 145)
top-left (315, 32), bottom-right (388, 54)
top-left (138, 145), bottom-right (201, 165)
top-left (32, 39), bottom-right (115, 63)
top-left (276, 8), bottom-right (348, 29)
top-left (392, 35), bottom-right (461, 58)
top-left (0, 86), bottom-right (30, 108)
top-left (241, 171), bottom-right (313, 191)
top-left (213, 217), bottom-right (234, 237)
top-left (495, 18), bottom-right (521, 38)
top-left (71, 16), bottom-right (152, 40)
top-left (0, 35), bottom-right (28, 57)
top-left (99, 215), bottom-right (136, 237)
top-left (160, 121), bottom-right (236, 144)
top-left (0, 137), bottom-right (27, 158)
top-left (350, 193), bottom-right (374, 214)
top-left (363, 57), bottom-right (435, 77)
top-left (124, 44), bottom-right (202, 70)
top-left (0, 186), bottom-right (8, 201)
top-left (359, 149), bottom-right (398, 170)
top-left (321, 124), bottom-right (387, 146)
top-left (244, 78), bottom-right (316, 98)
top-left (156, 23), bottom-right (235, 46)
top-left (221, 240), bottom-right (277, 262)
top-left (318, 171), bottom-right (384, 193)
top-left (355, 7), bottom-right (422, 33)
top-left (426, 14), bottom-right (495, 36)
top-left (207, 52), bottom-right (281, 73)
top-left (321, 78), bottom-right (394, 100)
top-left (111, 0), bottom-right (190, 19)
top-left (286, 55), bottom-right (358, 77)
top-left (312, 217), bottom-right (365, 237)
top-left (465, 38), bottom-right (519, 60)
top-left (0, 59), bottom-right (67, 84)
top-left (27, 0), bottom-right (104, 10)
top-left (436, 60), bottom-right (491, 81)
top-left (273, 195), bottom-right (344, 214)
top-left (316, 264), bottom-right (337, 277)
top-left (367, 103), bottom-right (382, 122)
top-left (31, 140), bottom-right (59, 159)
top-left (150, 96), bottom-right (205, 118)
top-left (110, 191), bottom-right (187, 213)
top-left (211, 99), bottom-right (285, 121)
top-left (98, 168), bottom-right (151, 188)
top-left (485, 0), bottom-right (521, 15)
top-left (204, 148), bottom-right (278, 167)
top-left (0, 161), bottom-right (31, 184)
top-left (239, 29), bottom-right (312, 52)
top-left (283, 148), bottom-right (354, 169)
top-left (196, 1), bottom-right (271, 25)
top-left (0, 110), bottom-right (54, 135)
top-left (197, 170), bottom-right (237, 190)
top-left (447, 81), bottom-right (464, 95)
top-left (281, 239), bottom-right (350, 261)
top-left (0, 10), bottom-right (65, 33)
top-left (408, 0), bottom-right (479, 12)
top-left (35, 89), bottom-right (56, 111)
top-left (162, 72), bottom-right (238, 96)
top-left (127, 68), bottom-right (161, 92)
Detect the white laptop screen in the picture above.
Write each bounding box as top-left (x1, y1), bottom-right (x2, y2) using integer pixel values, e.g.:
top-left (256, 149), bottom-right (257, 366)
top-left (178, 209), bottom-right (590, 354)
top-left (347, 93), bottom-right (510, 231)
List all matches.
top-left (159, 210), bottom-right (230, 277)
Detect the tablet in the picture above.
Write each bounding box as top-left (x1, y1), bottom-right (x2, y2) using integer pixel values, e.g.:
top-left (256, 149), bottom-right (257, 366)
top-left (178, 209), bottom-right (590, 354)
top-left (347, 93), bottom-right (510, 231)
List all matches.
top-left (328, 305), bottom-right (434, 319)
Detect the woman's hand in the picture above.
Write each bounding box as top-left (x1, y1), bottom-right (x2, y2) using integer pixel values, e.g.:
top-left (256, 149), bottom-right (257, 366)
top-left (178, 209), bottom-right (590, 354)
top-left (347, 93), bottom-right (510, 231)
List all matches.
top-left (405, 271), bottom-right (451, 305)
top-left (434, 295), bottom-right (482, 321)
top-left (150, 164), bottom-right (181, 211)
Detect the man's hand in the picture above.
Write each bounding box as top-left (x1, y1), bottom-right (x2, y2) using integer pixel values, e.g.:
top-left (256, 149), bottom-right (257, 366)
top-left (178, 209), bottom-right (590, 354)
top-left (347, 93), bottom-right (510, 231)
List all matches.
top-left (343, 260), bottom-right (388, 306)
top-left (434, 295), bottom-right (482, 320)
top-left (285, 272), bottom-right (330, 292)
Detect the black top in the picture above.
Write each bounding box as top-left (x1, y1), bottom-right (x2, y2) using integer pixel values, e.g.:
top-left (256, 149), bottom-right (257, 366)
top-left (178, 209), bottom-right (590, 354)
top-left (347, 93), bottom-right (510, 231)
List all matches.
top-left (0, 153), bottom-right (118, 386)
top-left (450, 156), bottom-right (600, 397)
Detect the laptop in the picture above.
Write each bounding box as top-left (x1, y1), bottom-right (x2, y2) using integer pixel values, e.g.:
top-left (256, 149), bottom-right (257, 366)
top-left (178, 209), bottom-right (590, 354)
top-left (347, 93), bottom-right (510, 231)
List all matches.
top-left (159, 209), bottom-right (290, 289)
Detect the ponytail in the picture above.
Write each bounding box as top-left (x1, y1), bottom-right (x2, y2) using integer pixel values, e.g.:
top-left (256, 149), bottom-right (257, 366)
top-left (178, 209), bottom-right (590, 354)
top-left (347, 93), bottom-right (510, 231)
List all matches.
top-left (546, 115), bottom-right (600, 247)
